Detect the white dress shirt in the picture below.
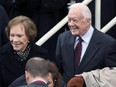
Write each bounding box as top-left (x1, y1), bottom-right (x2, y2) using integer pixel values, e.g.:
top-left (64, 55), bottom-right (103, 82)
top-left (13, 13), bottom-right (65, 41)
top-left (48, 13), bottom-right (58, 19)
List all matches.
top-left (74, 26), bottom-right (94, 62)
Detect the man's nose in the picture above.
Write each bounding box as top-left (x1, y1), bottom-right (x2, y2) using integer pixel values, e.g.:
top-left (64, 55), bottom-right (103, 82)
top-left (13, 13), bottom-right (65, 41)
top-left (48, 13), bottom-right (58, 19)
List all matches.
top-left (68, 20), bottom-right (75, 26)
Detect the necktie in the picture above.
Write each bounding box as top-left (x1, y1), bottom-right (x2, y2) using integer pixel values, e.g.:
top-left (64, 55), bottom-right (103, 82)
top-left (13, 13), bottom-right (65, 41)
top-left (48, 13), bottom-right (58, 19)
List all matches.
top-left (74, 37), bottom-right (83, 71)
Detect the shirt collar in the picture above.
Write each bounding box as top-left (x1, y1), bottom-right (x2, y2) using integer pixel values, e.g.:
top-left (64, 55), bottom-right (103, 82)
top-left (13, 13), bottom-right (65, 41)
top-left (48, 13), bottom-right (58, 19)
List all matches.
top-left (31, 77), bottom-right (47, 84)
top-left (75, 26), bottom-right (94, 44)
top-left (82, 26), bottom-right (94, 44)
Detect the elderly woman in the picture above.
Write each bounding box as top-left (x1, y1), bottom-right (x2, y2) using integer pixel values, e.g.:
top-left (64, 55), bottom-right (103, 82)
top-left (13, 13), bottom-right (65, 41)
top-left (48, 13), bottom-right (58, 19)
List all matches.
top-left (0, 16), bottom-right (49, 87)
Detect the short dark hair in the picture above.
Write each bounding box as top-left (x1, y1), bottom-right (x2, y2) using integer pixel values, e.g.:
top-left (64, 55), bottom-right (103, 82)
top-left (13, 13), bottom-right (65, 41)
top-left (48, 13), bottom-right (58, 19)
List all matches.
top-left (25, 57), bottom-right (49, 78)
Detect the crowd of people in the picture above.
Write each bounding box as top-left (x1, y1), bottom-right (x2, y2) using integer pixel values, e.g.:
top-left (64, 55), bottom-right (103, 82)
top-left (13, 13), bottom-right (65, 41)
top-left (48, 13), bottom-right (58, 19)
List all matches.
top-left (0, 1), bottom-right (116, 87)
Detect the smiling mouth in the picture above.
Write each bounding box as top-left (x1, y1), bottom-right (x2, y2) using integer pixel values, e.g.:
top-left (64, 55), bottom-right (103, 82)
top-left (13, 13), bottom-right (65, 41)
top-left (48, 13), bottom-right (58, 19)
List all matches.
top-left (12, 44), bottom-right (21, 47)
top-left (70, 28), bottom-right (79, 31)
top-left (13, 43), bottom-right (20, 45)
top-left (70, 27), bottom-right (79, 30)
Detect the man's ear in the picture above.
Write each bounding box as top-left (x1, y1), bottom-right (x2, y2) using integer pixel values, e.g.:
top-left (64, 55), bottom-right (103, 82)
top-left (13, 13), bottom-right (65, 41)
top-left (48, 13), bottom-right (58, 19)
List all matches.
top-left (25, 71), bottom-right (30, 84)
top-left (85, 18), bottom-right (91, 27)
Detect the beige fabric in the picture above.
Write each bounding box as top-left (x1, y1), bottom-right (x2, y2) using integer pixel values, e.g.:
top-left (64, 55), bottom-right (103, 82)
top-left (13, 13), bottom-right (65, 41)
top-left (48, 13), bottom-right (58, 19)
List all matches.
top-left (81, 67), bottom-right (116, 87)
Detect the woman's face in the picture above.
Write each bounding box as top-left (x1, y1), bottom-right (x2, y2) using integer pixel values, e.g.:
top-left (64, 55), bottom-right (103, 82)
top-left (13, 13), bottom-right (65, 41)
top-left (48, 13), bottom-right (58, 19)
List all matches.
top-left (48, 73), bottom-right (54, 87)
top-left (9, 24), bottom-right (29, 52)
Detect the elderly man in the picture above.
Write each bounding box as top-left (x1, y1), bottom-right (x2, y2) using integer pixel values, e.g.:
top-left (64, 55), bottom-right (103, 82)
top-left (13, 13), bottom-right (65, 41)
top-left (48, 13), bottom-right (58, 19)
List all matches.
top-left (55, 3), bottom-right (116, 86)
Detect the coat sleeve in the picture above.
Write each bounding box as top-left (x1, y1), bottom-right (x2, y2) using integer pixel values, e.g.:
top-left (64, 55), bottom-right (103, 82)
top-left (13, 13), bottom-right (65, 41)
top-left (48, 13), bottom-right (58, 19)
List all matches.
top-left (81, 67), bottom-right (116, 87)
top-left (105, 40), bottom-right (116, 67)
top-left (55, 34), bottom-right (64, 74)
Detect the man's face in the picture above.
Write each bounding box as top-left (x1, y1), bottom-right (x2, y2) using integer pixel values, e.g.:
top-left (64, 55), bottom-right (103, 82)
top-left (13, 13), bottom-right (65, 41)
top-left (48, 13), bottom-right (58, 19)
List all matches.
top-left (68, 8), bottom-right (89, 37)
top-left (10, 24), bottom-right (29, 52)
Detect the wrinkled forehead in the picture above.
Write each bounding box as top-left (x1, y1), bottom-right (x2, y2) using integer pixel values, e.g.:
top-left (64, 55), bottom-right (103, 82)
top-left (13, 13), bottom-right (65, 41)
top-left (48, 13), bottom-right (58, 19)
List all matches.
top-left (68, 7), bottom-right (83, 19)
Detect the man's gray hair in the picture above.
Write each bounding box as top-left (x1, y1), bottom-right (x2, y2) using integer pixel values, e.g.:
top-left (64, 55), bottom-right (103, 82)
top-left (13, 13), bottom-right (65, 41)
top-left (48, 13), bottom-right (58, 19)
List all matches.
top-left (68, 3), bottom-right (92, 20)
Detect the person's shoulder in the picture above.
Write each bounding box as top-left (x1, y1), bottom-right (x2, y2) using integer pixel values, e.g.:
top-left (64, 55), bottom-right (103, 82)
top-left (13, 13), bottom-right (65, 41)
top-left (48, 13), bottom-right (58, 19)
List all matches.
top-left (0, 43), bottom-right (14, 62)
top-left (58, 30), bottom-right (72, 39)
top-left (60, 30), bottom-right (71, 36)
top-left (8, 75), bottom-right (26, 87)
top-left (0, 5), bottom-right (4, 10)
top-left (0, 42), bottom-right (12, 54)
top-left (94, 29), bottom-right (116, 42)
top-left (18, 82), bottom-right (48, 87)
top-left (30, 43), bottom-right (50, 60)
top-left (31, 43), bottom-right (48, 53)
top-left (18, 85), bottom-right (27, 87)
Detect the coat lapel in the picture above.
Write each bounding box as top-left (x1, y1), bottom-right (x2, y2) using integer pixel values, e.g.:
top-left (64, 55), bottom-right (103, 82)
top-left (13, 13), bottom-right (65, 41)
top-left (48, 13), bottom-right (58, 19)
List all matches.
top-left (78, 29), bottom-right (101, 72)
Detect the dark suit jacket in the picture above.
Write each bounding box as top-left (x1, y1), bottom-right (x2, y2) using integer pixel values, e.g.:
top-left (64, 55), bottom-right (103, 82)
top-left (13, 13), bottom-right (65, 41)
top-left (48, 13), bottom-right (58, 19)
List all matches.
top-left (0, 42), bottom-right (49, 87)
top-left (56, 28), bottom-right (116, 83)
top-left (9, 74), bottom-right (67, 87)
top-left (19, 81), bottom-right (48, 87)
top-left (0, 5), bottom-right (9, 47)
top-left (8, 75), bottom-right (26, 87)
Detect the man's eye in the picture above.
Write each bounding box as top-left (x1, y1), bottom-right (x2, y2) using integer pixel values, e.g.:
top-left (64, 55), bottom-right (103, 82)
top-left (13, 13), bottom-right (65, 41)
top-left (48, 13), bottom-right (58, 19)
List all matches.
top-left (73, 19), bottom-right (79, 22)
top-left (68, 19), bottom-right (79, 23)
top-left (10, 34), bottom-right (14, 37)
